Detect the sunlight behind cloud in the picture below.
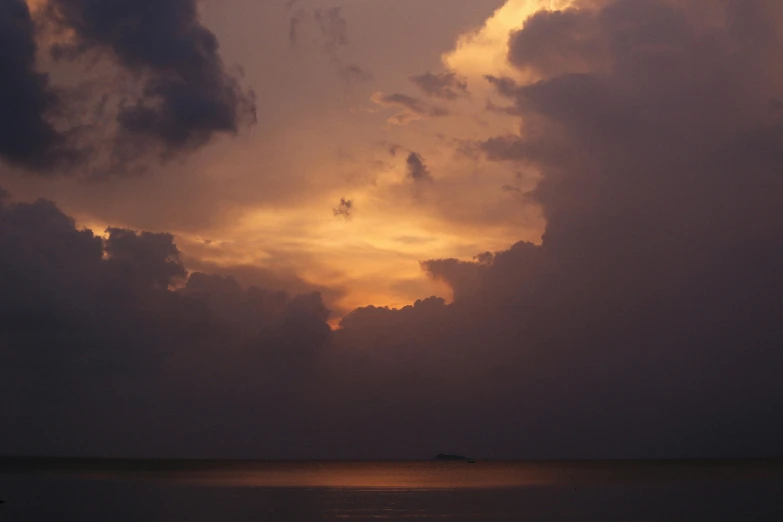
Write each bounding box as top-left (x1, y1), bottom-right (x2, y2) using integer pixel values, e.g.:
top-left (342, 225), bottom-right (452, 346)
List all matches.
top-left (15, 0), bottom-right (546, 321)
top-left (210, 200), bottom-right (461, 317)
top-left (445, 0), bottom-right (575, 81)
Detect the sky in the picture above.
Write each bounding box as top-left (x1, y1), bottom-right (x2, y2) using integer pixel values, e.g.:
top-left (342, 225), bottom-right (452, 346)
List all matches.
top-left (1, 0), bottom-right (783, 460)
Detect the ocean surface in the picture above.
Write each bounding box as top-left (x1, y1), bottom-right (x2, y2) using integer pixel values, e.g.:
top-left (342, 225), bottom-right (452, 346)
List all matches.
top-left (1, 458), bottom-right (782, 521)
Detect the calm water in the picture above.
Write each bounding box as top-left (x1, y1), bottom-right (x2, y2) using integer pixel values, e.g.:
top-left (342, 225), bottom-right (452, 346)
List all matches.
top-left (1, 458), bottom-right (782, 521)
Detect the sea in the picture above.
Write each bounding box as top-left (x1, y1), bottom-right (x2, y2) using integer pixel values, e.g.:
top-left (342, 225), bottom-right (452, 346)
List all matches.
top-left (1, 458), bottom-right (781, 521)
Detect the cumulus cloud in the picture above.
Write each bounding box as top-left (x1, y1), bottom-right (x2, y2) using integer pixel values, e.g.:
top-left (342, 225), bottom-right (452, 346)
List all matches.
top-left (507, 6), bottom-right (610, 78)
top-left (0, 195), bottom-right (188, 372)
top-left (0, 191), bottom-right (333, 457)
top-left (410, 70), bottom-right (470, 100)
top-left (104, 228), bottom-right (187, 290)
top-left (3, 0), bottom-right (783, 460)
top-left (336, 0), bottom-right (783, 458)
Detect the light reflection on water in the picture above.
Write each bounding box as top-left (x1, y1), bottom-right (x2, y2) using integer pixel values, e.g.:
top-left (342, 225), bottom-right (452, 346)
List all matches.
top-left (1, 459), bottom-right (782, 521)
top-left (165, 461), bottom-right (550, 489)
top-left (4, 458), bottom-right (783, 488)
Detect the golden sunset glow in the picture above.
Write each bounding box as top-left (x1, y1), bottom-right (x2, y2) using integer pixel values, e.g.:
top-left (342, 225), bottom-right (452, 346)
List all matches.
top-left (10, 0), bottom-right (554, 321)
top-left (4, 0), bottom-right (782, 468)
top-left (445, 0), bottom-right (575, 81)
top-left (0, 0), bottom-right (554, 324)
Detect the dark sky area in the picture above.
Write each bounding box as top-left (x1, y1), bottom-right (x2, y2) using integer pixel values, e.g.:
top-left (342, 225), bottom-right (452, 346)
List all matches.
top-left (1, 0), bottom-right (782, 460)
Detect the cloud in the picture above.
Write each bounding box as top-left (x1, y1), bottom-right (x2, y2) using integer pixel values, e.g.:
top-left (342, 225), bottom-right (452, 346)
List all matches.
top-left (47, 0), bottom-right (256, 156)
top-left (484, 74), bottom-right (520, 97)
top-left (289, 6), bottom-right (350, 50)
top-left (3, 0), bottom-right (783, 460)
top-left (507, 6), bottom-right (610, 78)
top-left (371, 92), bottom-right (450, 124)
top-left (335, 0), bottom-right (783, 458)
top-left (0, 195), bottom-right (185, 371)
top-left (410, 70), bottom-right (470, 100)
top-left (180, 256), bottom-right (348, 318)
top-left (333, 197), bottom-right (354, 220)
top-left (104, 227), bottom-right (187, 290)
top-left (338, 64), bottom-right (373, 83)
top-left (444, 0), bottom-right (575, 80)
top-left (406, 152), bottom-right (432, 182)
top-left (289, 9), bottom-right (304, 47)
top-left (0, 0), bottom-right (255, 175)
top-left (0, 0), bottom-right (72, 170)
top-left (314, 7), bottom-right (349, 50)
top-left (384, 143), bottom-right (435, 183)
top-left (0, 189), bottom-right (334, 457)
top-left (180, 272), bottom-right (330, 346)
top-left (288, 5), bottom-right (371, 87)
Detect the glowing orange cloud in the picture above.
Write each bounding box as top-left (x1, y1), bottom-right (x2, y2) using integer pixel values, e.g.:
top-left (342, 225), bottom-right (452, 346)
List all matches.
top-left (445, 0), bottom-right (575, 81)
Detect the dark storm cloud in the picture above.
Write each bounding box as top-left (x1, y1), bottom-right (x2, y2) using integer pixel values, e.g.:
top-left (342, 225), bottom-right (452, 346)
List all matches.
top-left (0, 195), bottom-right (185, 370)
top-left (0, 190), bottom-right (335, 458)
top-left (333, 197), bottom-right (354, 220)
top-left (0, 0), bottom-right (254, 174)
top-left (410, 70), bottom-right (470, 100)
top-left (181, 256), bottom-right (348, 317)
top-left (406, 152), bottom-right (432, 182)
top-left (0, 0), bottom-right (72, 170)
top-left (180, 272), bottom-right (331, 348)
top-left (335, 0), bottom-right (783, 458)
top-left (4, 0), bottom-right (783, 460)
top-left (507, 6), bottom-right (609, 77)
top-left (104, 228), bottom-right (187, 290)
top-left (46, 0), bottom-right (256, 155)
